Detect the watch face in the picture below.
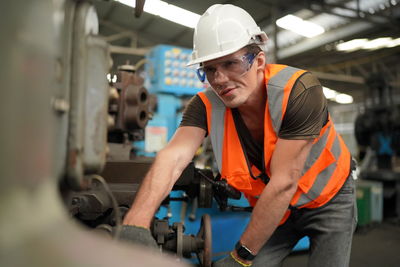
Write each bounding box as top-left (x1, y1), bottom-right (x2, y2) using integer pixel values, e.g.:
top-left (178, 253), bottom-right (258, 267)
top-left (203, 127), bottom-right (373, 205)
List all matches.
top-left (235, 241), bottom-right (255, 260)
top-left (237, 246), bottom-right (251, 259)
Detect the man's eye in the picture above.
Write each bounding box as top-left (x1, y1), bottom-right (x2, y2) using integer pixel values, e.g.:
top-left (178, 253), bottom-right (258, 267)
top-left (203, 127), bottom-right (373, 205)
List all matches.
top-left (223, 60), bottom-right (239, 68)
top-left (204, 67), bottom-right (216, 73)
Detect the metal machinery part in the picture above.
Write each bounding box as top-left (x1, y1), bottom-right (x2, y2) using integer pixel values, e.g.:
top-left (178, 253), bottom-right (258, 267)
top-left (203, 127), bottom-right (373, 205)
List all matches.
top-left (113, 68), bottom-right (149, 131)
top-left (67, 159), bottom-right (251, 266)
top-left (134, 0), bottom-right (146, 18)
top-left (199, 173), bottom-right (213, 208)
top-left (354, 74), bottom-right (400, 218)
top-left (152, 214), bottom-right (212, 267)
top-left (196, 214), bottom-right (212, 267)
top-left (68, 161), bottom-right (252, 223)
top-left (65, 1), bottom-right (111, 190)
top-left (68, 162), bottom-right (213, 225)
top-left (107, 63), bottom-right (151, 160)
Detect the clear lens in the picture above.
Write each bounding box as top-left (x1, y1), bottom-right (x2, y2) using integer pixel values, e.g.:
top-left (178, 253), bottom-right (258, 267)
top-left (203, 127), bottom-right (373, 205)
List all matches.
top-left (196, 53), bottom-right (257, 83)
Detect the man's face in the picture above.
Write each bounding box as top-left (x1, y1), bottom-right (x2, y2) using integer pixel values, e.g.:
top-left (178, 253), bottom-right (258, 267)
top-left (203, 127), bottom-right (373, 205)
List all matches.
top-left (200, 48), bottom-right (264, 108)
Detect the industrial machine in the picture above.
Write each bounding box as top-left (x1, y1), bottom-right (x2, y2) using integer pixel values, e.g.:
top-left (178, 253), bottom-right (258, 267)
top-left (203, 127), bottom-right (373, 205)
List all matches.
top-left (61, 55), bottom-right (221, 265)
top-left (134, 44), bottom-right (205, 156)
top-left (354, 74), bottom-right (400, 219)
top-left (66, 157), bottom-right (253, 266)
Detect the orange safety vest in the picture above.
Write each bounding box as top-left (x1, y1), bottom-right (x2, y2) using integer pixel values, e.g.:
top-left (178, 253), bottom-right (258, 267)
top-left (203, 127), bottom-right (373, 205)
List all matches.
top-left (197, 64), bottom-right (351, 224)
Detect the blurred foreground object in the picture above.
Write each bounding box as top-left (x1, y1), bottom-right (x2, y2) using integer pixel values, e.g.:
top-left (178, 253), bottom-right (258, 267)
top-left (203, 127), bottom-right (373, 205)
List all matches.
top-left (0, 1), bottom-right (186, 266)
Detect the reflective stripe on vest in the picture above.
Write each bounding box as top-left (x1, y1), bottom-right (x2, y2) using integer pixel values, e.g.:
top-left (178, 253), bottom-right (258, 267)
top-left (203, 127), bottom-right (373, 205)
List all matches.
top-left (197, 64), bottom-right (351, 213)
top-left (267, 66), bottom-right (302, 133)
top-left (203, 88), bottom-right (225, 172)
top-left (295, 126), bottom-right (340, 206)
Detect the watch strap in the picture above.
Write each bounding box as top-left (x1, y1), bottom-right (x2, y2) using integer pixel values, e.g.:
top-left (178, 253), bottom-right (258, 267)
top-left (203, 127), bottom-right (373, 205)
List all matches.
top-left (235, 241), bottom-right (256, 261)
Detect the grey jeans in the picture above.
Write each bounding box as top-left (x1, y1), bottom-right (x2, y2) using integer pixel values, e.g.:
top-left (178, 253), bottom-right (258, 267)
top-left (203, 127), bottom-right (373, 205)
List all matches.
top-left (252, 174), bottom-right (358, 267)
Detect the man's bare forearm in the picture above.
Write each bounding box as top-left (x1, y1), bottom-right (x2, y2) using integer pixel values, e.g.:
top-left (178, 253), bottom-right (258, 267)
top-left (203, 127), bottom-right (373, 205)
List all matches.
top-left (240, 138), bottom-right (313, 255)
top-left (122, 149), bottom-right (185, 228)
top-left (122, 127), bottom-right (206, 228)
top-left (240, 178), bottom-right (297, 254)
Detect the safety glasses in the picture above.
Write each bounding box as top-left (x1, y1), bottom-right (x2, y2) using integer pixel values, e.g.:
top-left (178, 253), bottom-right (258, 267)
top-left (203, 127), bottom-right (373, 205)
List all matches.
top-left (196, 53), bottom-right (258, 83)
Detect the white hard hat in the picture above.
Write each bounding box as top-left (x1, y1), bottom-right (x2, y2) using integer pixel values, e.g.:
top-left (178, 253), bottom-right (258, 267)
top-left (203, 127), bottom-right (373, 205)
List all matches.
top-left (187, 4), bottom-right (268, 66)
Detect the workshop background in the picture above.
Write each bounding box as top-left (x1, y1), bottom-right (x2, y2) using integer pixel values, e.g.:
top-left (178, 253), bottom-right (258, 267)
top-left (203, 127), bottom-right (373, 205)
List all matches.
top-left (1, 0), bottom-right (400, 266)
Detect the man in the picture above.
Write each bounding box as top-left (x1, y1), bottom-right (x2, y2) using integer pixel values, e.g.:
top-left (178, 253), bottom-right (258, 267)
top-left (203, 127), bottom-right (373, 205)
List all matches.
top-left (121, 4), bottom-right (357, 267)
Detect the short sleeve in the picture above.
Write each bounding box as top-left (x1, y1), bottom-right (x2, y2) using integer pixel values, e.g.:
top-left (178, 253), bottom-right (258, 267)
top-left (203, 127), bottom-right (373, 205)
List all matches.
top-left (179, 95), bottom-right (208, 133)
top-left (278, 73), bottom-right (328, 140)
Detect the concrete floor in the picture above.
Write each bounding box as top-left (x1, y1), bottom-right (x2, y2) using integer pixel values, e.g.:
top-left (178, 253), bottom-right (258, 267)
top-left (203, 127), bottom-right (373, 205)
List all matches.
top-left (284, 221), bottom-right (400, 267)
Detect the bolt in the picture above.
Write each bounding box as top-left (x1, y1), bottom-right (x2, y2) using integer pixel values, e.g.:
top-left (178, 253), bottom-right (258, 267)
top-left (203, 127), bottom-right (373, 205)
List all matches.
top-left (107, 115), bottom-right (115, 129)
top-left (52, 98), bottom-right (70, 113)
top-left (71, 197), bottom-right (80, 205)
top-left (109, 87), bottom-right (119, 101)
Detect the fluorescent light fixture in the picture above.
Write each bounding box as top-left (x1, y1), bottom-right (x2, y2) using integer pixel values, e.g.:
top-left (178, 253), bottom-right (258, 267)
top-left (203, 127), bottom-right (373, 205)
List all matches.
top-left (276, 14), bottom-right (325, 38)
top-left (336, 39), bottom-right (368, 51)
top-left (332, 7), bottom-right (357, 17)
top-left (335, 94), bottom-right (353, 104)
top-left (387, 37), bottom-right (400, 47)
top-left (337, 37), bottom-right (400, 51)
top-left (363, 37), bottom-right (392, 50)
top-left (116, 0), bottom-right (200, 28)
top-left (323, 87), bottom-right (337, 100)
top-left (323, 87), bottom-right (353, 104)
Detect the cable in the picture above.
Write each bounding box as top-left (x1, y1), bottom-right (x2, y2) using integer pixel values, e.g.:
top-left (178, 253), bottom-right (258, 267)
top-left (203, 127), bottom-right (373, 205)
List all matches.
top-left (91, 175), bottom-right (121, 239)
top-left (197, 169), bottom-right (218, 185)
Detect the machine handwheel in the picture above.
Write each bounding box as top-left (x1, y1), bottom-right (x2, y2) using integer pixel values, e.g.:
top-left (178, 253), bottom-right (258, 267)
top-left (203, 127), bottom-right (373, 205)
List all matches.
top-left (196, 214), bottom-right (212, 267)
top-left (176, 223), bottom-right (183, 258)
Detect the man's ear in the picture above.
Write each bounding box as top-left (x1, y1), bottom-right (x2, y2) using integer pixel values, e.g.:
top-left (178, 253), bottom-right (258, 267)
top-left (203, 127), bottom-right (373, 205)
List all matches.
top-left (256, 51), bottom-right (266, 71)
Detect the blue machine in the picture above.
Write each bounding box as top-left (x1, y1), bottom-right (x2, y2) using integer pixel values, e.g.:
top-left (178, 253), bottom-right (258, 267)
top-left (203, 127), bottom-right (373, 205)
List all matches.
top-left (145, 44), bottom-right (203, 96)
top-left (134, 44), bottom-right (205, 156)
top-left (136, 44), bottom-right (309, 260)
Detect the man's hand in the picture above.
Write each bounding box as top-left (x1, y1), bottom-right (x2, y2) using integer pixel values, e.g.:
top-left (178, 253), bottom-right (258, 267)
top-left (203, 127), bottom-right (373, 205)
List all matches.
top-left (213, 252), bottom-right (252, 267)
top-left (116, 225), bottom-right (158, 249)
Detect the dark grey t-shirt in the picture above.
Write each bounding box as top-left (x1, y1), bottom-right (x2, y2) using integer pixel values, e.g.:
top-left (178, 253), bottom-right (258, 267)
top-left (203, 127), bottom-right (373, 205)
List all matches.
top-left (179, 72), bottom-right (328, 170)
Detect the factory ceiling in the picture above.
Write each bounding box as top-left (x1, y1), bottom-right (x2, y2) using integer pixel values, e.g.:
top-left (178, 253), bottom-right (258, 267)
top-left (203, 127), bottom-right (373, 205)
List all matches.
top-left (94, 0), bottom-right (400, 104)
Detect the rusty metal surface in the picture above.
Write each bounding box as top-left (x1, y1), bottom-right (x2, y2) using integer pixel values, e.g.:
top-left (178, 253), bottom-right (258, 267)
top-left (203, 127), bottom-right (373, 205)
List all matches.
top-left (114, 70), bottom-right (150, 131)
top-left (101, 159), bottom-right (197, 185)
top-left (100, 158), bottom-right (154, 184)
top-left (197, 214), bottom-right (212, 267)
top-left (66, 1), bottom-right (110, 190)
top-left (108, 183), bottom-right (139, 206)
top-left (134, 0), bottom-right (146, 17)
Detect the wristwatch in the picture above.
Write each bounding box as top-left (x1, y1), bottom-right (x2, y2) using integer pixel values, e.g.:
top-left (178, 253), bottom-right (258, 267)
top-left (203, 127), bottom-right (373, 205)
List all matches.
top-left (235, 241), bottom-right (256, 261)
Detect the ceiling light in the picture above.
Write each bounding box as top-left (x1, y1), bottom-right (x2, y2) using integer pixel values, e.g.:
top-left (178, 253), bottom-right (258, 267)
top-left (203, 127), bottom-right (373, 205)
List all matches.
top-left (387, 37), bottom-right (400, 47)
top-left (116, 0), bottom-right (200, 28)
top-left (323, 87), bottom-right (337, 100)
top-left (362, 37), bottom-right (392, 50)
top-left (335, 94), bottom-right (353, 104)
top-left (336, 37), bottom-right (400, 51)
top-left (336, 39), bottom-right (368, 51)
top-left (276, 14), bottom-right (325, 38)
top-left (323, 87), bottom-right (353, 104)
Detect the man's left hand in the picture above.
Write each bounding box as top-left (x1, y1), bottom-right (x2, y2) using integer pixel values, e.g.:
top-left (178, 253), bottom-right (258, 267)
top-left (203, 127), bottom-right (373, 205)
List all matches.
top-left (212, 252), bottom-right (252, 267)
